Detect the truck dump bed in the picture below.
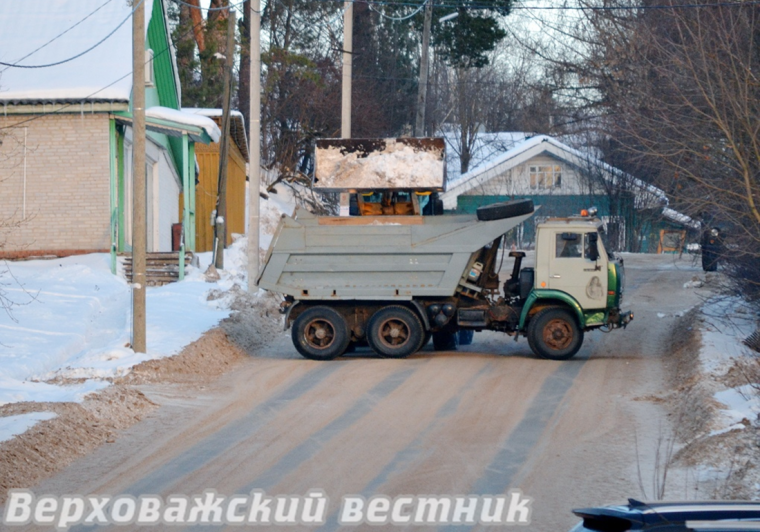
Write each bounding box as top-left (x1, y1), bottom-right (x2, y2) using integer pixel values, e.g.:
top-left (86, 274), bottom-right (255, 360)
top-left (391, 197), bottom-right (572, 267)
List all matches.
top-left (257, 208), bottom-right (534, 300)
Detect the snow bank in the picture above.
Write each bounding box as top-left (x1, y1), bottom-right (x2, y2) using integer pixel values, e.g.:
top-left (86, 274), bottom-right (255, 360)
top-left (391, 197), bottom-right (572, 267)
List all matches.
top-left (694, 296), bottom-right (759, 441)
top-left (0, 253), bottom-right (230, 406)
top-left (699, 296), bottom-right (756, 376)
top-left (0, 174), bottom-right (299, 442)
top-left (0, 412), bottom-right (57, 443)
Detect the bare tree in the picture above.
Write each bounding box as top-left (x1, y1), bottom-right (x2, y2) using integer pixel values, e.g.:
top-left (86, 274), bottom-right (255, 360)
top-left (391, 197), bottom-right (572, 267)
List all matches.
top-left (585, 2), bottom-right (760, 298)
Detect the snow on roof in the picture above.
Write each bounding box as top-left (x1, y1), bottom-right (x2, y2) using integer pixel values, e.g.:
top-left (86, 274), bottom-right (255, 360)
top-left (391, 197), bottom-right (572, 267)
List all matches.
top-left (441, 133), bottom-right (669, 211)
top-left (183, 108), bottom-right (249, 161)
top-left (147, 106), bottom-right (221, 143)
top-left (662, 207), bottom-right (700, 229)
top-left (182, 108), bottom-right (245, 120)
top-left (444, 131), bottom-right (531, 184)
top-left (0, 0), bottom-right (154, 103)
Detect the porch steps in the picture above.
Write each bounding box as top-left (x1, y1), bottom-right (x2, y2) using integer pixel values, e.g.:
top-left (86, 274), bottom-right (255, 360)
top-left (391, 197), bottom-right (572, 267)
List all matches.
top-left (120, 252), bottom-right (194, 287)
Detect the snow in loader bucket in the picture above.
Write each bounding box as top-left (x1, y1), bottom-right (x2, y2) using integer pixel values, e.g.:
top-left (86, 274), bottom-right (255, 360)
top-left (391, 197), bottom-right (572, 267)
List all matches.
top-left (313, 138), bottom-right (446, 191)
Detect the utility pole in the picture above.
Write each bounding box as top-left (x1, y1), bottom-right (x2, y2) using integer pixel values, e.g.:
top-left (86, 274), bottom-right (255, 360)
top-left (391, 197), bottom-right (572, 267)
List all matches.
top-left (247, 0), bottom-right (261, 292)
top-left (341, 0), bottom-right (353, 138)
top-left (214, 10), bottom-right (236, 270)
top-left (132, 0), bottom-right (146, 354)
top-left (415, 0), bottom-right (432, 137)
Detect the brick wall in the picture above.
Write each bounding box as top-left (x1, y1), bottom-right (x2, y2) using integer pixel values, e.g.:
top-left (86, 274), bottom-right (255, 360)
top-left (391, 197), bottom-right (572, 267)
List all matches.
top-left (0, 113), bottom-right (111, 256)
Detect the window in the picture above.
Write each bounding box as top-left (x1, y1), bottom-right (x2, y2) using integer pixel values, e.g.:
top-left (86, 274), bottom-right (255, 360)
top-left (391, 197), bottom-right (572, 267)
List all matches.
top-left (145, 49), bottom-right (155, 86)
top-left (556, 233), bottom-right (582, 258)
top-left (584, 232), bottom-right (598, 259)
top-left (530, 165), bottom-right (562, 190)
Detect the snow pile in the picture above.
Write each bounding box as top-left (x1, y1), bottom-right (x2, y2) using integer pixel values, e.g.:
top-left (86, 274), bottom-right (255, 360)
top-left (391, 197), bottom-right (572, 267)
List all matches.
top-left (315, 141), bottom-right (445, 189)
top-left (0, 253), bottom-right (232, 408)
top-left (0, 175), bottom-right (299, 443)
top-left (698, 296), bottom-right (758, 431)
top-left (684, 278), bottom-right (704, 289)
top-left (699, 296), bottom-right (756, 378)
top-left (0, 412), bottom-right (57, 443)
top-left (259, 184), bottom-right (297, 250)
top-left (711, 386), bottom-right (760, 436)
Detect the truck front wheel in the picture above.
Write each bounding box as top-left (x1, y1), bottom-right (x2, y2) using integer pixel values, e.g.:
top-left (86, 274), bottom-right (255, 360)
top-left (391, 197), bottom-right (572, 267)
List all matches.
top-left (367, 306), bottom-right (424, 358)
top-left (527, 307), bottom-right (584, 360)
top-left (292, 306), bottom-right (351, 360)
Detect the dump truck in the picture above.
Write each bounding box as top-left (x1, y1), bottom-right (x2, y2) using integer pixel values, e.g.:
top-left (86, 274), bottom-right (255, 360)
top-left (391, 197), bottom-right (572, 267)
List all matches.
top-left (257, 138), bottom-right (633, 361)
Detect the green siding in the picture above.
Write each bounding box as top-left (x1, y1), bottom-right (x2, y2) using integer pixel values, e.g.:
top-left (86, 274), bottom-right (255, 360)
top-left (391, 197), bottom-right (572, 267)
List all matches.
top-left (453, 194), bottom-right (639, 251)
top-left (146, 0), bottom-right (183, 172)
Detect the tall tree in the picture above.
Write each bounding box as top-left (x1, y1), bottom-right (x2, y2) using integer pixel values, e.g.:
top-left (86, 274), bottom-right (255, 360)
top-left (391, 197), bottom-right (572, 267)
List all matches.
top-left (170, 0), bottom-right (234, 109)
top-left (556, 0), bottom-right (760, 299)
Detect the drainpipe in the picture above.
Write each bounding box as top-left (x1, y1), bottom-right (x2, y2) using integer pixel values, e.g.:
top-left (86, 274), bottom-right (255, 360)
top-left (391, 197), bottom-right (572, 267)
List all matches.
top-left (180, 132), bottom-right (189, 281)
top-left (22, 127), bottom-right (27, 219)
top-left (109, 119), bottom-right (118, 274)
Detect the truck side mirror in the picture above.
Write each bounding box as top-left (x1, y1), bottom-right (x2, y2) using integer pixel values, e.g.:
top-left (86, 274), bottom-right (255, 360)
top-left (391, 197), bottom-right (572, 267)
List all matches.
top-left (586, 233), bottom-right (599, 261)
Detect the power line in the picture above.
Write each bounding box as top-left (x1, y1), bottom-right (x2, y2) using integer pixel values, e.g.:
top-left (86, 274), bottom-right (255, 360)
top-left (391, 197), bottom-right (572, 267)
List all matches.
top-left (0, 0), bottom-right (117, 74)
top-left (173, 0), bottom-right (249, 11)
top-left (368, 0), bottom-right (428, 20)
top-left (0, 5), bottom-right (208, 131)
top-left (0, 0), bottom-right (144, 69)
top-left (312, 0), bottom-right (760, 11)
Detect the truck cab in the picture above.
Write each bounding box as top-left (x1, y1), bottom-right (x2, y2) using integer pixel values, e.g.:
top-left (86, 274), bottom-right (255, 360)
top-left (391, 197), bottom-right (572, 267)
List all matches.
top-left (508, 212), bottom-right (631, 359)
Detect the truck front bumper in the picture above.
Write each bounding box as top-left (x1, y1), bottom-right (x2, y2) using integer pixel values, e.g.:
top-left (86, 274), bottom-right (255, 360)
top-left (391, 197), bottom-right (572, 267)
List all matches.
top-left (618, 310), bottom-right (634, 328)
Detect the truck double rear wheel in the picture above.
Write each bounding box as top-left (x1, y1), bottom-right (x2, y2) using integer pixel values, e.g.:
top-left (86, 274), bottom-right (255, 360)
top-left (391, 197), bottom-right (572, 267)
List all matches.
top-left (527, 307), bottom-right (584, 360)
top-left (292, 306), bottom-right (351, 360)
top-left (367, 306), bottom-right (424, 358)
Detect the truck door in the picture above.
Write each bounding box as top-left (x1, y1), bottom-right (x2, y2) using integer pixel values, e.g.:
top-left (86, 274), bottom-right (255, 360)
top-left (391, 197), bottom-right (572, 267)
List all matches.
top-left (547, 231), bottom-right (608, 310)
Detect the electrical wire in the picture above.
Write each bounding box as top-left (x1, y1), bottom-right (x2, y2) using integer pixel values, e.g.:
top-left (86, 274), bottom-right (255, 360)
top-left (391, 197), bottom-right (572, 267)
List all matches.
top-left (0, 6), bottom-right (208, 131)
top-left (0, 0), bottom-right (144, 69)
top-left (368, 0), bottom-right (428, 20)
top-left (173, 0), bottom-right (249, 11)
top-left (308, 0), bottom-right (760, 11)
top-left (0, 0), bottom-right (117, 73)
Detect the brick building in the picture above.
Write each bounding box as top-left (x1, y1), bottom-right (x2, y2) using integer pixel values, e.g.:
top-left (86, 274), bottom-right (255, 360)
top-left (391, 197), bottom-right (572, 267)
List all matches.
top-left (0, 0), bottom-right (219, 268)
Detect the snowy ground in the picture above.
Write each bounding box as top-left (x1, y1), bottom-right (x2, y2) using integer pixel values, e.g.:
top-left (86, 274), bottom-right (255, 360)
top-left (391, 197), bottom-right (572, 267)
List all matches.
top-left (0, 186), bottom-right (294, 442)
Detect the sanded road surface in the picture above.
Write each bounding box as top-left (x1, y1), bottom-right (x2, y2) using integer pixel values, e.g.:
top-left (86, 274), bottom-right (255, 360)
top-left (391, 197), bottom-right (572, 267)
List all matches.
top-left (29, 254), bottom-right (705, 531)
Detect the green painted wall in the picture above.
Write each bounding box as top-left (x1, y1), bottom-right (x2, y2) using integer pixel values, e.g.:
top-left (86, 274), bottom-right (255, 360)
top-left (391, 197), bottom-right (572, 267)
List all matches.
top-left (147, 0), bottom-right (184, 172)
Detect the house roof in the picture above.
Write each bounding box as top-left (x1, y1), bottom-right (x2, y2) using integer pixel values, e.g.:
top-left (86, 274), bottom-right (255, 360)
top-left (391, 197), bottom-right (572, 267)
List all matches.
top-left (146, 107), bottom-right (221, 143)
top-left (183, 108), bottom-right (249, 162)
top-left (444, 131), bottom-right (532, 184)
top-left (0, 0), bottom-right (157, 104)
top-left (440, 133), bottom-right (668, 212)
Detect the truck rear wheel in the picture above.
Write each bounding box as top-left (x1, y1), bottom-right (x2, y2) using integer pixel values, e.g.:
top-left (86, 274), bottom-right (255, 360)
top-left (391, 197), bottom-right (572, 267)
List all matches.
top-left (292, 306), bottom-right (350, 360)
top-left (527, 307), bottom-right (584, 360)
top-left (367, 306), bottom-right (424, 358)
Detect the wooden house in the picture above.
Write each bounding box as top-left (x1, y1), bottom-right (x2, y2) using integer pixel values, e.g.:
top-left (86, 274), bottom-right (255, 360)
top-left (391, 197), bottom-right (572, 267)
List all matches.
top-left (440, 134), bottom-right (697, 252)
top-left (181, 109), bottom-right (249, 252)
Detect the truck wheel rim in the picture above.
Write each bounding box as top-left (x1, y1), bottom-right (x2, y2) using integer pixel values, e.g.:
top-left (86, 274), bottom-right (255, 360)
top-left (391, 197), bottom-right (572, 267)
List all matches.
top-left (305, 319), bottom-right (335, 349)
top-left (378, 318), bottom-right (410, 348)
top-left (543, 319), bottom-right (573, 350)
